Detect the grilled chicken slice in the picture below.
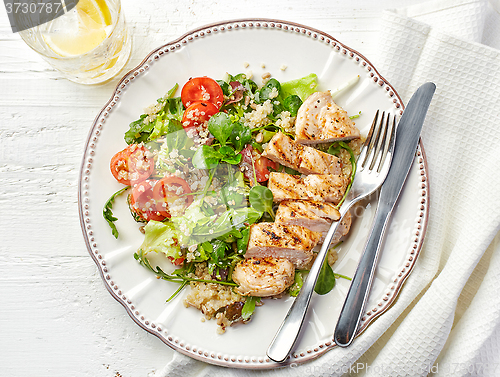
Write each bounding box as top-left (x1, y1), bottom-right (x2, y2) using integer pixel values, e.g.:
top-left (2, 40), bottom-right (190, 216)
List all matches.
top-left (246, 223), bottom-right (321, 269)
top-left (333, 211), bottom-right (352, 243)
top-left (275, 200), bottom-right (352, 243)
top-left (267, 173), bottom-right (308, 201)
top-left (268, 172), bottom-right (347, 204)
top-left (275, 200), bottom-right (340, 234)
top-left (295, 91), bottom-right (360, 144)
top-left (232, 257), bottom-right (295, 297)
top-left (298, 144), bottom-right (341, 175)
top-left (262, 131), bottom-right (303, 170)
top-left (262, 132), bottom-right (341, 175)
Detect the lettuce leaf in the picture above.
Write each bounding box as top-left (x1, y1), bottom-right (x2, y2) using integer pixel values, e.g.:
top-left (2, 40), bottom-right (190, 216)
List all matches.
top-left (280, 73), bottom-right (318, 101)
top-left (139, 220), bottom-right (182, 259)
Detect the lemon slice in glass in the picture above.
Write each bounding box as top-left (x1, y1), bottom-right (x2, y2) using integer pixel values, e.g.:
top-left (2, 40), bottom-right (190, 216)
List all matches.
top-left (44, 0), bottom-right (113, 57)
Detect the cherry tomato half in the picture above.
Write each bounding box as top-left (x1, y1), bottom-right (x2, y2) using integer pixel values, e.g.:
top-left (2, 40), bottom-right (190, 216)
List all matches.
top-left (128, 180), bottom-right (166, 222)
top-left (152, 176), bottom-right (193, 217)
top-left (254, 156), bottom-right (278, 182)
top-left (181, 101), bottom-right (219, 130)
top-left (110, 144), bottom-right (154, 186)
top-left (181, 77), bottom-right (224, 109)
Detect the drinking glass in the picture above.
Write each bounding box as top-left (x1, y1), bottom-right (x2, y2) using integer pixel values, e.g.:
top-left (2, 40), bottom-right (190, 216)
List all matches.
top-left (15, 0), bottom-right (132, 84)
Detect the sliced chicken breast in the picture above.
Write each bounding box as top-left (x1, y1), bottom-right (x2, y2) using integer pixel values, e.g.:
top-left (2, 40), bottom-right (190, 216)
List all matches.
top-left (262, 132), bottom-right (341, 175)
top-left (232, 257), bottom-right (295, 297)
top-left (267, 173), bottom-right (308, 202)
top-left (295, 91), bottom-right (360, 144)
top-left (333, 211), bottom-right (352, 243)
top-left (262, 131), bottom-right (303, 170)
top-left (304, 174), bottom-right (347, 203)
top-left (298, 144), bottom-right (342, 175)
top-left (275, 200), bottom-right (352, 243)
top-left (275, 200), bottom-right (340, 234)
top-left (246, 222), bottom-right (321, 269)
top-left (268, 172), bottom-right (347, 204)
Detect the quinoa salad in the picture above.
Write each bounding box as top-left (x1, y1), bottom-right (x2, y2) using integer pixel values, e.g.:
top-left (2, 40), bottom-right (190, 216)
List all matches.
top-left (104, 72), bottom-right (362, 333)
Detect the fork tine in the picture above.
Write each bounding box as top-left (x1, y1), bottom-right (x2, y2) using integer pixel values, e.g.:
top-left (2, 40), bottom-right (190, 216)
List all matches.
top-left (377, 114), bottom-right (396, 173)
top-left (369, 112), bottom-right (388, 171)
top-left (360, 110), bottom-right (382, 168)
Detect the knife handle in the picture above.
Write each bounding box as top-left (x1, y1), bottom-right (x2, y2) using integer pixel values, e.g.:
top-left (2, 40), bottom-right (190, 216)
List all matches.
top-left (334, 204), bottom-right (392, 347)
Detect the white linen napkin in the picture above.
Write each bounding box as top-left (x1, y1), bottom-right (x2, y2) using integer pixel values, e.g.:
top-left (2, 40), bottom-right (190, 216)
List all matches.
top-left (156, 1), bottom-right (500, 375)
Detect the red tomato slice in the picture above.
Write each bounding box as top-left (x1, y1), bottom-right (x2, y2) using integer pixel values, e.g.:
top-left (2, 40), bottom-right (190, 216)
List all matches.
top-left (168, 256), bottom-right (185, 266)
top-left (129, 180), bottom-right (166, 222)
top-left (254, 156), bottom-right (278, 182)
top-left (181, 77), bottom-right (224, 109)
top-left (152, 176), bottom-right (193, 217)
top-left (110, 144), bottom-right (154, 185)
top-left (181, 101), bottom-right (219, 130)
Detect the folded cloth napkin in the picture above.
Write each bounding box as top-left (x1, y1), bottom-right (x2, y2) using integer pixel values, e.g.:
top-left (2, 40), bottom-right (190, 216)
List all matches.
top-left (156, 1), bottom-right (500, 375)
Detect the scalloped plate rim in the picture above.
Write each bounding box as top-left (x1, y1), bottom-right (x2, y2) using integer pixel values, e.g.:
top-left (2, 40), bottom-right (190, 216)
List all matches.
top-left (78, 18), bottom-right (429, 369)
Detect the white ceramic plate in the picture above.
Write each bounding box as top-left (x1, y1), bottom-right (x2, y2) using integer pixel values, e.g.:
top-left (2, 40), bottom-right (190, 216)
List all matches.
top-left (79, 19), bottom-right (429, 369)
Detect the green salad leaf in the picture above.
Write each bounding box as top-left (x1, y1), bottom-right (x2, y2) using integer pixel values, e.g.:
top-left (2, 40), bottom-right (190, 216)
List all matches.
top-left (289, 271), bottom-right (304, 297)
top-left (208, 112), bottom-right (233, 145)
top-left (249, 185), bottom-right (275, 220)
top-left (283, 94), bottom-right (303, 116)
top-left (138, 220), bottom-right (182, 260)
top-left (103, 186), bottom-right (130, 238)
top-left (281, 73), bottom-right (318, 101)
top-left (192, 145), bottom-right (222, 170)
top-left (230, 122), bottom-right (252, 152)
top-left (314, 256), bottom-right (336, 295)
top-left (124, 84), bottom-right (183, 144)
top-left (241, 296), bottom-right (260, 320)
top-left (256, 78), bottom-right (281, 103)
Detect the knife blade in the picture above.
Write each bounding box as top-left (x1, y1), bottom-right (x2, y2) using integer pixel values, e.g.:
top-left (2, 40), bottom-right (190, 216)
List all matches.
top-left (334, 82), bottom-right (436, 347)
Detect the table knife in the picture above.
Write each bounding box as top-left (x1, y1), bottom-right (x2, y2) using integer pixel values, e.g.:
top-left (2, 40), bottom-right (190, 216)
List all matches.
top-left (334, 82), bottom-right (436, 347)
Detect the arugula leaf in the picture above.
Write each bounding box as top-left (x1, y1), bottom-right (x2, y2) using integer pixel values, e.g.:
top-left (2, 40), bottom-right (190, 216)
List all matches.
top-left (249, 186), bottom-right (275, 220)
top-left (241, 296), bottom-right (260, 320)
top-left (133, 248), bottom-right (237, 302)
top-left (124, 115), bottom-right (153, 144)
top-left (103, 186), bottom-right (130, 238)
top-left (314, 257), bottom-right (336, 295)
top-left (208, 112), bottom-right (233, 145)
top-left (124, 84), bottom-right (183, 144)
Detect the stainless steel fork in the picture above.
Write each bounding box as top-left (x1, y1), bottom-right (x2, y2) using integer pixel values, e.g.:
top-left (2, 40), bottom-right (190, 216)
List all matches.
top-left (267, 110), bottom-right (397, 363)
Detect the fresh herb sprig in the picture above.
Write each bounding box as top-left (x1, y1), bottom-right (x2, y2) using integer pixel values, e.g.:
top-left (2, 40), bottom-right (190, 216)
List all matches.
top-left (103, 186), bottom-right (130, 238)
top-left (133, 248), bottom-right (237, 302)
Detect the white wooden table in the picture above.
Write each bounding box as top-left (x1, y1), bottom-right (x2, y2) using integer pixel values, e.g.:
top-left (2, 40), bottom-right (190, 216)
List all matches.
top-left (0, 1), bottom-right (434, 375)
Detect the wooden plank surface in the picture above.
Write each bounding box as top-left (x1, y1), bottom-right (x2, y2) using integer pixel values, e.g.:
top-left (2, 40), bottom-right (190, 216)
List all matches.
top-left (0, 1), bottom-right (425, 376)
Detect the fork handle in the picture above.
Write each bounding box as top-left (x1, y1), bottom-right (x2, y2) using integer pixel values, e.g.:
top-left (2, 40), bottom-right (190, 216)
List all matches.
top-left (266, 209), bottom-right (348, 362)
top-left (334, 203), bottom-right (392, 347)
